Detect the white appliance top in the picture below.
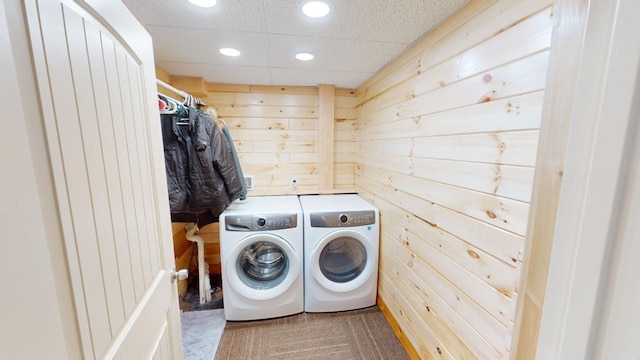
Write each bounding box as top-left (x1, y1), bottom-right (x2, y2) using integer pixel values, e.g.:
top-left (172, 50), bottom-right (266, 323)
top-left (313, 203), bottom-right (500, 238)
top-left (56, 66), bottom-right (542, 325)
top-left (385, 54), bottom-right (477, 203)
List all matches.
top-left (223, 195), bottom-right (302, 215)
top-left (299, 194), bottom-right (377, 213)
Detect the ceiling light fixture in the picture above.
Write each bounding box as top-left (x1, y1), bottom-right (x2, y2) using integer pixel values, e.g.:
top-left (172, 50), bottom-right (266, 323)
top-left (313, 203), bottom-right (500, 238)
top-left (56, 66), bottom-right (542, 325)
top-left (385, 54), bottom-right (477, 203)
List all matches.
top-left (219, 48), bottom-right (241, 57)
top-left (302, 1), bottom-right (330, 18)
top-left (295, 52), bottom-right (314, 61)
top-left (188, 0), bottom-right (217, 8)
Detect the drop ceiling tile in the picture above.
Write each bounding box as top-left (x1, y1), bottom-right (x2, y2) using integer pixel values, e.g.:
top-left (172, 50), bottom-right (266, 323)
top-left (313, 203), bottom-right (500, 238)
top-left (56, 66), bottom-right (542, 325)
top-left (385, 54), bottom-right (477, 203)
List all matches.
top-left (264, 0), bottom-right (469, 43)
top-left (271, 68), bottom-right (372, 88)
top-left (157, 62), bottom-right (273, 85)
top-left (267, 34), bottom-right (408, 72)
top-left (126, 0), bottom-right (470, 87)
top-left (148, 26), bottom-right (268, 67)
top-left (123, 0), bottom-right (265, 32)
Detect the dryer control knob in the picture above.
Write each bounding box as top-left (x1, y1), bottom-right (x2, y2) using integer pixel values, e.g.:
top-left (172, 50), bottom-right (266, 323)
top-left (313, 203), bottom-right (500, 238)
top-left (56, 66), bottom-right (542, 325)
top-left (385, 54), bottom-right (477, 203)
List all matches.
top-left (339, 214), bottom-right (349, 224)
top-left (257, 217), bottom-right (267, 227)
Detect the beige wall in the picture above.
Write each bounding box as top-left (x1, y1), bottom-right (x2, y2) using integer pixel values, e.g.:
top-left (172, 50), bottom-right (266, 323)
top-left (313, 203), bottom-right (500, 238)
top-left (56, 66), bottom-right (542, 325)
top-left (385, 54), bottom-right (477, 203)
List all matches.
top-left (354, 0), bottom-right (553, 358)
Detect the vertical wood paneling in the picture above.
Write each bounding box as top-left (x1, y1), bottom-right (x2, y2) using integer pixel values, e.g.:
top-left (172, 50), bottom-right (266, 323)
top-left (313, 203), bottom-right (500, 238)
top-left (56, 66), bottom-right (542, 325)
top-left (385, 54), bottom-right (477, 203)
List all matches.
top-left (127, 57), bottom-right (157, 287)
top-left (100, 34), bottom-right (137, 315)
top-left (63, 8), bottom-right (126, 337)
top-left (24, 0), bottom-right (95, 355)
top-left (84, 19), bottom-right (134, 329)
top-left (130, 59), bottom-right (162, 277)
top-left (37, 2), bottom-right (112, 355)
top-left (355, 0), bottom-right (552, 358)
top-left (113, 46), bottom-right (146, 302)
top-left (41, 3), bottom-right (169, 355)
top-left (26, 0), bottom-right (181, 357)
top-left (121, 51), bottom-right (154, 290)
top-left (33, 0), bottom-right (171, 354)
top-left (318, 84), bottom-right (335, 191)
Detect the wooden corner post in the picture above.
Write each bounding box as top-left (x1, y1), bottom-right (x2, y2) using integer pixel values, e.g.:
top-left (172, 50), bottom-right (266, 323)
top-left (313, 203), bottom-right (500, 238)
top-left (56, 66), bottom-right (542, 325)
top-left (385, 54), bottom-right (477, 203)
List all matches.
top-left (318, 84), bottom-right (335, 192)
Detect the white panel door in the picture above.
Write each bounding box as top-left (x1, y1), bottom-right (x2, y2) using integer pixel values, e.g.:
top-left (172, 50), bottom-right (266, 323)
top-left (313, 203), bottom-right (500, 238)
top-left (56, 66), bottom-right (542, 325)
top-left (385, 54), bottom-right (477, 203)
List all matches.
top-left (23, 0), bottom-right (182, 358)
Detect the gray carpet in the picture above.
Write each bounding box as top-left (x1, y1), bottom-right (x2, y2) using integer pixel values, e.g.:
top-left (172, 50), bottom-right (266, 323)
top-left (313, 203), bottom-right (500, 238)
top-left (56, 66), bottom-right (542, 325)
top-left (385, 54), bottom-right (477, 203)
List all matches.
top-left (214, 306), bottom-right (409, 360)
top-left (182, 309), bottom-right (226, 360)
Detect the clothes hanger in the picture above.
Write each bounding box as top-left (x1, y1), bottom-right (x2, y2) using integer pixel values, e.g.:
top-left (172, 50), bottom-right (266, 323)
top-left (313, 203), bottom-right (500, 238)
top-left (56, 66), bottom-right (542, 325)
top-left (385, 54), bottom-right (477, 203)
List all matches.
top-left (159, 95), bottom-right (175, 114)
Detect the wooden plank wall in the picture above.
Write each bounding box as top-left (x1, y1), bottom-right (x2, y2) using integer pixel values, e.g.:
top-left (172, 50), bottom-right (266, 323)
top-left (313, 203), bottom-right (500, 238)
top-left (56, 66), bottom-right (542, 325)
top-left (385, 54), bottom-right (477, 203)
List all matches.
top-left (354, 0), bottom-right (553, 358)
top-left (203, 83), bottom-right (357, 195)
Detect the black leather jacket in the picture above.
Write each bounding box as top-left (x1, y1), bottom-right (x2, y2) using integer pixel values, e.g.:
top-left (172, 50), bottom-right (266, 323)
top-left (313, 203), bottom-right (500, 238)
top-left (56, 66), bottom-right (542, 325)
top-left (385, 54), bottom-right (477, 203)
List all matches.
top-left (161, 108), bottom-right (244, 221)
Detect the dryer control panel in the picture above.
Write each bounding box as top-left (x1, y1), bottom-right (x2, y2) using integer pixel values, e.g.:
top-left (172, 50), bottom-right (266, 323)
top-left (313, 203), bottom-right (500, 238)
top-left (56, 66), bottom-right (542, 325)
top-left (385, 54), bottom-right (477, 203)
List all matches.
top-left (225, 213), bottom-right (298, 231)
top-left (310, 210), bottom-right (376, 227)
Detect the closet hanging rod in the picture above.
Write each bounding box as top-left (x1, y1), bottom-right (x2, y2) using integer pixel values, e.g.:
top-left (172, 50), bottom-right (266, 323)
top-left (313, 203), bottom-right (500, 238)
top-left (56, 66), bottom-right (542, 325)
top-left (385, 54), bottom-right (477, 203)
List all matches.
top-left (156, 79), bottom-right (206, 106)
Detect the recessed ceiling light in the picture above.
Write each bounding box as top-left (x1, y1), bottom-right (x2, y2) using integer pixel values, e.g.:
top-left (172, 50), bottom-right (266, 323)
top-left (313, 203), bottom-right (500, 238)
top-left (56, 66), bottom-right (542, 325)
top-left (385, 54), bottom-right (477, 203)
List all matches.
top-left (219, 48), bottom-right (241, 57)
top-left (188, 0), bottom-right (217, 8)
top-left (302, 1), bottom-right (330, 18)
top-left (295, 52), bottom-right (314, 61)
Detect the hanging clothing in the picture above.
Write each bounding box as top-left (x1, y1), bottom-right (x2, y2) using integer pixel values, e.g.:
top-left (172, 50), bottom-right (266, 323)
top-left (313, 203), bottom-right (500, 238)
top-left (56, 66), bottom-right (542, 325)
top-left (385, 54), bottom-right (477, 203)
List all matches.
top-left (219, 118), bottom-right (247, 200)
top-left (161, 106), bottom-right (245, 227)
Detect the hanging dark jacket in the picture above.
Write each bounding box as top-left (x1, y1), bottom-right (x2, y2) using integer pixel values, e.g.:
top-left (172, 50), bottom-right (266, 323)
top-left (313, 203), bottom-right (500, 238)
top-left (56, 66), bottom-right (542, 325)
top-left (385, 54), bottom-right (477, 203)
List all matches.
top-left (190, 110), bottom-right (244, 208)
top-left (161, 108), bottom-right (244, 223)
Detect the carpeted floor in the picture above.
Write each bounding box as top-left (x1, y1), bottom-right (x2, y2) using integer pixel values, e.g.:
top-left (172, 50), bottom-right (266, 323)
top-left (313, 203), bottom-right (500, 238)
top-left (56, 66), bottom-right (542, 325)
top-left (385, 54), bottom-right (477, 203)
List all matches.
top-left (181, 308), bottom-right (226, 360)
top-left (214, 306), bottom-right (409, 360)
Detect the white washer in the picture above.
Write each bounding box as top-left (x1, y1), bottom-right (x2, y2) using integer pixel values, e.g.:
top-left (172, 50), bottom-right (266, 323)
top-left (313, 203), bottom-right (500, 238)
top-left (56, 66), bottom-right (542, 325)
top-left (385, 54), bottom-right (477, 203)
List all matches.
top-left (219, 196), bottom-right (303, 321)
top-left (300, 194), bottom-right (380, 312)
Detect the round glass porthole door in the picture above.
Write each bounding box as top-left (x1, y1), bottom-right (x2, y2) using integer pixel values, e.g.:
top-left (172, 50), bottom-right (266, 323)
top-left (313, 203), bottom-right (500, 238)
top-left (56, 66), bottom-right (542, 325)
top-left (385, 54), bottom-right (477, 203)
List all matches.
top-left (319, 237), bottom-right (366, 283)
top-left (310, 230), bottom-right (374, 293)
top-left (227, 234), bottom-right (299, 301)
top-left (239, 241), bottom-right (288, 287)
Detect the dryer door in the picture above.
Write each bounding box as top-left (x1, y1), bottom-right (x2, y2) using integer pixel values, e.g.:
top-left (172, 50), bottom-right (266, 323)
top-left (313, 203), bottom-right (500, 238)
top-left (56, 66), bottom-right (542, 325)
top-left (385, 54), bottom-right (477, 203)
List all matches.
top-left (226, 233), bottom-right (300, 301)
top-left (310, 230), bottom-right (376, 293)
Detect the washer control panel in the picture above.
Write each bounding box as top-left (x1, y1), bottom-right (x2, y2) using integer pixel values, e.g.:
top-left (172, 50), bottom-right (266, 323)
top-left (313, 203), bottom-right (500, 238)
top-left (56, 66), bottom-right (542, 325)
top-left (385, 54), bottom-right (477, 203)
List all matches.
top-left (310, 210), bottom-right (376, 227)
top-left (225, 213), bottom-right (298, 231)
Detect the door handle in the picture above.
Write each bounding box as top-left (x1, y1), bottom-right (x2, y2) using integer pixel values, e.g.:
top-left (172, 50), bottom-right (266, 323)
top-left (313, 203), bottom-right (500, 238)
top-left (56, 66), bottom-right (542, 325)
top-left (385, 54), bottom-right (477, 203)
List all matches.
top-left (171, 268), bottom-right (189, 283)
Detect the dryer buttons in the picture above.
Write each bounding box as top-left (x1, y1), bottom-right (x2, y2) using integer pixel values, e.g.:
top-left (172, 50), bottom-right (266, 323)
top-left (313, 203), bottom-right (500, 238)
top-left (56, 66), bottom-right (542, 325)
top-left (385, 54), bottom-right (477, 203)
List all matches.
top-left (252, 214), bottom-right (298, 230)
top-left (310, 210), bottom-right (375, 227)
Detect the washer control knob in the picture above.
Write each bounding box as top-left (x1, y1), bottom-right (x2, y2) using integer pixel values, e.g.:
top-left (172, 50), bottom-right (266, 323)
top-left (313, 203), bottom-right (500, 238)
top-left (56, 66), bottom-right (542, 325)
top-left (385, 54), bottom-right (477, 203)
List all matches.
top-left (339, 214), bottom-right (349, 224)
top-left (257, 217), bottom-right (267, 227)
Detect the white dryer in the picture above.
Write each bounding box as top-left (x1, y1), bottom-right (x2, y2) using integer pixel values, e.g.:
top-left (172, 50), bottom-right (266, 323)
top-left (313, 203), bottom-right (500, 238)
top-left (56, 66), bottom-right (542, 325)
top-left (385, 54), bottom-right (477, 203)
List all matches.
top-left (219, 196), bottom-right (303, 321)
top-left (299, 194), bottom-right (380, 312)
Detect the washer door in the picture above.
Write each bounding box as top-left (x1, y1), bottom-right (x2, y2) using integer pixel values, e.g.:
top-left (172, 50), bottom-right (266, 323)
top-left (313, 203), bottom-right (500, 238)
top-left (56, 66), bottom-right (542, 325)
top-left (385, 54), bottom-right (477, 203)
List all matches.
top-left (310, 229), bottom-right (375, 293)
top-left (226, 233), bottom-right (300, 301)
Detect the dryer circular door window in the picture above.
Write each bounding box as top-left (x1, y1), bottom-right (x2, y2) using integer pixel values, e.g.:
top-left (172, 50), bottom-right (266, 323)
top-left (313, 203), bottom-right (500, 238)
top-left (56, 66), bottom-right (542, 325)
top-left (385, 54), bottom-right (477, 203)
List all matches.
top-left (226, 233), bottom-right (300, 301)
top-left (310, 229), bottom-right (375, 293)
